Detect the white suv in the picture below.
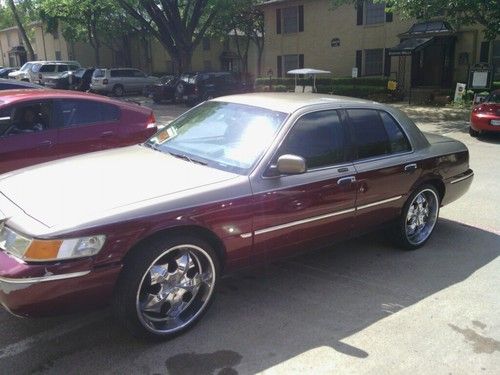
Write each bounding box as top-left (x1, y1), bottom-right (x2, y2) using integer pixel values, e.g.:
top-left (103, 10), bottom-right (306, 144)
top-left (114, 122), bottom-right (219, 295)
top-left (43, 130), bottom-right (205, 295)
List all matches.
top-left (33, 61), bottom-right (81, 84)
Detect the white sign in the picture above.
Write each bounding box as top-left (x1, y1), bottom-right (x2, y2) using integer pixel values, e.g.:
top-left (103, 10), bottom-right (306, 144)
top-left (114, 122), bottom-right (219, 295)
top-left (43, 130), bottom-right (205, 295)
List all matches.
top-left (352, 67), bottom-right (358, 78)
top-left (454, 83), bottom-right (466, 102)
top-left (472, 71), bottom-right (488, 88)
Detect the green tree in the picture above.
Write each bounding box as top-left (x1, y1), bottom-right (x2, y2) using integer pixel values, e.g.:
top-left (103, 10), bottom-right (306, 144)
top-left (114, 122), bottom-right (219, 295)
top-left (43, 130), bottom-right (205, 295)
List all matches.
top-left (117, 0), bottom-right (228, 73)
top-left (332, 0), bottom-right (500, 40)
top-left (6, 0), bottom-right (35, 60)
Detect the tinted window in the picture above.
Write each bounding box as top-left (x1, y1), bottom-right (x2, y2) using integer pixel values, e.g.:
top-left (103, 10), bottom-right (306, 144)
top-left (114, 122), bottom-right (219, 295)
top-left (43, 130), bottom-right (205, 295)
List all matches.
top-left (132, 70), bottom-right (146, 77)
top-left (39, 64), bottom-right (57, 73)
top-left (57, 64), bottom-right (69, 72)
top-left (276, 110), bottom-right (345, 169)
top-left (379, 111), bottom-right (411, 153)
top-left (56, 100), bottom-right (119, 127)
top-left (347, 109), bottom-right (390, 159)
top-left (0, 102), bottom-right (52, 136)
top-left (111, 69), bottom-right (132, 77)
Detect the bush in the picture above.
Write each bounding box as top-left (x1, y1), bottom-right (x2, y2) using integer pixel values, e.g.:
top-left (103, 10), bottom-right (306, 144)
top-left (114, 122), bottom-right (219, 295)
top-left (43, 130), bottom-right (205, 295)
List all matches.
top-left (254, 76), bottom-right (388, 88)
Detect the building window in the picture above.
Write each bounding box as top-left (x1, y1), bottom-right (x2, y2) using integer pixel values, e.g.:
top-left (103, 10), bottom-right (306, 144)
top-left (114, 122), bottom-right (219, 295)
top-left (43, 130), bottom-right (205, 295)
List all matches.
top-left (493, 41), bottom-right (500, 75)
top-left (202, 37), bottom-right (211, 51)
top-left (364, 49), bottom-right (383, 75)
top-left (203, 60), bottom-right (212, 71)
top-left (283, 54), bottom-right (302, 76)
top-left (55, 51), bottom-right (62, 60)
top-left (283, 6), bottom-right (298, 33)
top-left (365, 1), bottom-right (386, 25)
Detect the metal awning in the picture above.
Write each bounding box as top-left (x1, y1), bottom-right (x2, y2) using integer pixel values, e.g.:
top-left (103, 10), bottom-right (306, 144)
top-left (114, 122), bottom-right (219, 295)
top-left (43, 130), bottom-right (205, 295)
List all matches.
top-left (388, 37), bottom-right (434, 56)
top-left (399, 21), bottom-right (454, 38)
top-left (8, 45), bottom-right (26, 54)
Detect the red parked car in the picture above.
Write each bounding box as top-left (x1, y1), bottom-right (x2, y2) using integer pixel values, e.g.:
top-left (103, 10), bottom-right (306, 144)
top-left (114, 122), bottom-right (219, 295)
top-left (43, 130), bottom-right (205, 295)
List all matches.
top-left (470, 90), bottom-right (500, 137)
top-left (0, 89), bottom-right (157, 174)
top-left (0, 94), bottom-right (473, 339)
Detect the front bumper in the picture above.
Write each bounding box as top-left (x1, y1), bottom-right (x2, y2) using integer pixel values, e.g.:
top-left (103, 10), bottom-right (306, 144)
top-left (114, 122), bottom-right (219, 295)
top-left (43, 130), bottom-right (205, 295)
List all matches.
top-left (0, 250), bottom-right (121, 317)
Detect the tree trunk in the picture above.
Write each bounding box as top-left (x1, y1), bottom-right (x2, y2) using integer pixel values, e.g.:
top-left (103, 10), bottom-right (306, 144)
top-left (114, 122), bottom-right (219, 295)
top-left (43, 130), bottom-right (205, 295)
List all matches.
top-left (176, 49), bottom-right (193, 73)
top-left (7, 0), bottom-right (35, 60)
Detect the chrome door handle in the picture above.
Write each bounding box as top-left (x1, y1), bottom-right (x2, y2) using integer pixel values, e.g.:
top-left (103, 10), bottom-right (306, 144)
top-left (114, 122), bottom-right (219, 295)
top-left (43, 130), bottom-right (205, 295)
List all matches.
top-left (337, 176), bottom-right (356, 185)
top-left (404, 163), bottom-right (417, 172)
top-left (38, 140), bottom-right (53, 148)
top-left (101, 131), bottom-right (113, 137)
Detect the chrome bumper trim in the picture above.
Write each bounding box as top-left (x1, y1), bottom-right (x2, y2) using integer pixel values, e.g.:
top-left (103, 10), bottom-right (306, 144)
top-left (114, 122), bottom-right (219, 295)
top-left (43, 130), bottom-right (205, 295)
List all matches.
top-left (0, 271), bottom-right (90, 285)
top-left (450, 172), bottom-right (474, 184)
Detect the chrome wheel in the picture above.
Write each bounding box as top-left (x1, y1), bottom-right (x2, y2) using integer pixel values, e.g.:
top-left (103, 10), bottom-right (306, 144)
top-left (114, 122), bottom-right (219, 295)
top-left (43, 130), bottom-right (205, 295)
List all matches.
top-left (405, 189), bottom-right (439, 246)
top-left (136, 245), bottom-right (215, 334)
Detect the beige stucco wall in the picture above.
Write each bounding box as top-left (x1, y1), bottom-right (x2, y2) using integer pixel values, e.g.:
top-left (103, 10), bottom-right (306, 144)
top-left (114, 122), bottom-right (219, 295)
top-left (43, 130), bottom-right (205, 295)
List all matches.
top-left (0, 28), bottom-right (23, 66)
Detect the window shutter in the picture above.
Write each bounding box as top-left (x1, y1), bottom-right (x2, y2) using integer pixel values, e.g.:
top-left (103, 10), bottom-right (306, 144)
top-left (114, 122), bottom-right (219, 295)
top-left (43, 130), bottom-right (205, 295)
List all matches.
top-left (385, 12), bottom-right (393, 22)
top-left (298, 5), bottom-right (304, 32)
top-left (384, 49), bottom-right (391, 77)
top-left (356, 50), bottom-right (362, 75)
top-left (277, 55), bottom-right (282, 77)
top-left (479, 41), bottom-right (490, 62)
top-left (299, 54), bottom-right (304, 68)
top-left (276, 9), bottom-right (282, 34)
top-left (356, 1), bottom-right (364, 25)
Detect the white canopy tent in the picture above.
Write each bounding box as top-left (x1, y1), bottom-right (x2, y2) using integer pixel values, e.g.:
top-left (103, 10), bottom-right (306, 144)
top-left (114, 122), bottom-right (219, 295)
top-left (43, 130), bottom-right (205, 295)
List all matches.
top-left (287, 68), bottom-right (331, 93)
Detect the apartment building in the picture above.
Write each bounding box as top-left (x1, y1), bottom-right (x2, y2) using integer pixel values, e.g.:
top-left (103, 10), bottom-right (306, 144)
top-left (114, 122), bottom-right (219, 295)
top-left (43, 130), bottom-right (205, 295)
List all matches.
top-left (260, 0), bottom-right (499, 91)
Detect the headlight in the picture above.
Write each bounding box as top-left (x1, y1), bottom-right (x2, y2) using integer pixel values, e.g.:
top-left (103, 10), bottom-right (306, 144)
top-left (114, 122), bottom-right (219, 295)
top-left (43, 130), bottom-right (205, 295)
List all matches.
top-left (0, 225), bottom-right (105, 262)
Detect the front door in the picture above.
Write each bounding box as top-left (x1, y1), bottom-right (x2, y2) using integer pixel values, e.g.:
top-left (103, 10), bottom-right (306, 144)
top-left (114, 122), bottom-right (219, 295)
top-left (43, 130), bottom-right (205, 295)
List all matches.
top-left (250, 109), bottom-right (357, 263)
top-left (0, 100), bottom-right (57, 174)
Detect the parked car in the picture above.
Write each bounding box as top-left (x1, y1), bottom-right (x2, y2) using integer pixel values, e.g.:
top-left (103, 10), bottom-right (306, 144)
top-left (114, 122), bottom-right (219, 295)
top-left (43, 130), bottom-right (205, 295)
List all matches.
top-left (144, 75), bottom-right (174, 100)
top-left (7, 62), bottom-right (40, 81)
top-left (0, 67), bottom-right (19, 79)
top-left (0, 78), bottom-right (44, 90)
top-left (178, 71), bottom-right (250, 106)
top-left (36, 62), bottom-right (81, 85)
top-left (0, 89), bottom-right (157, 174)
top-left (150, 75), bottom-right (185, 103)
top-left (90, 68), bottom-right (159, 96)
top-left (0, 93), bottom-right (473, 339)
top-left (470, 90), bottom-right (500, 136)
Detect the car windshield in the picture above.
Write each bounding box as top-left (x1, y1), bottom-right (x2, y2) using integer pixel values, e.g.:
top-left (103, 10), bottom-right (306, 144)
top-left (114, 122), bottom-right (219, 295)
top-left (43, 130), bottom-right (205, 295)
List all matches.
top-left (93, 69), bottom-right (106, 78)
top-left (19, 63), bottom-right (32, 72)
top-left (145, 101), bottom-right (287, 174)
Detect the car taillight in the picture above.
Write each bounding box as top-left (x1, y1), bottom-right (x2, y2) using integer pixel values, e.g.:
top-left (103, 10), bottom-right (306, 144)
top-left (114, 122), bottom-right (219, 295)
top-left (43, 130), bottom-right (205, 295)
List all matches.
top-left (146, 112), bottom-right (156, 128)
top-left (103, 79), bottom-right (109, 85)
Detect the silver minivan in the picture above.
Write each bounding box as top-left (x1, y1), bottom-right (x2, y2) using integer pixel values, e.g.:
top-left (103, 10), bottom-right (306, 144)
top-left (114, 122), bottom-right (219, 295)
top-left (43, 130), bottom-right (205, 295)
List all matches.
top-left (34, 61), bottom-right (81, 84)
top-left (90, 68), bottom-right (159, 96)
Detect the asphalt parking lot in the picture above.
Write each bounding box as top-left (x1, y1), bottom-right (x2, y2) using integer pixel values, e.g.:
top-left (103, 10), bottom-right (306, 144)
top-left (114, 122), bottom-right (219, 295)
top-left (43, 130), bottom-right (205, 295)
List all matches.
top-left (0, 98), bottom-right (499, 375)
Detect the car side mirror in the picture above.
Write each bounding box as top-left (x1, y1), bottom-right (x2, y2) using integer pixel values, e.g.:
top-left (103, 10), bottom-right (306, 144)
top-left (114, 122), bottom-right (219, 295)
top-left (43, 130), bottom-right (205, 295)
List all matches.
top-left (276, 154), bottom-right (307, 175)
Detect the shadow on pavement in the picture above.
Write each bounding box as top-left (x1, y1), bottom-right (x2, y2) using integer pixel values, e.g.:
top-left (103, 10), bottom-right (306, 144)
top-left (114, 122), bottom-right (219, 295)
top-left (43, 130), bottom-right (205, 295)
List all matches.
top-left (1, 218), bottom-right (499, 374)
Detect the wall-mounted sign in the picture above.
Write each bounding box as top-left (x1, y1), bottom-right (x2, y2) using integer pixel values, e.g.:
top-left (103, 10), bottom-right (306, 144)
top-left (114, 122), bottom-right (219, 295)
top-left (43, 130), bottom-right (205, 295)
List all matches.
top-left (352, 67), bottom-right (358, 78)
top-left (454, 83), bottom-right (466, 102)
top-left (331, 38), bottom-right (340, 47)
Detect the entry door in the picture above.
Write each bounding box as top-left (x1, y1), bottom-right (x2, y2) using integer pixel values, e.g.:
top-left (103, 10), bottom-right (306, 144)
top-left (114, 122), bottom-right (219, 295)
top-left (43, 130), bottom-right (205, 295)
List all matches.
top-left (0, 101), bottom-right (57, 174)
top-left (250, 109), bottom-right (357, 263)
top-left (344, 108), bottom-right (420, 232)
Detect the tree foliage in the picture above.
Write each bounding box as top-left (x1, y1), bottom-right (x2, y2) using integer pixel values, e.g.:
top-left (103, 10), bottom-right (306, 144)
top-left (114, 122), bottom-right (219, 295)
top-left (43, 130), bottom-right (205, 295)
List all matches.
top-left (117, 0), bottom-right (229, 72)
top-left (332, 0), bottom-right (500, 40)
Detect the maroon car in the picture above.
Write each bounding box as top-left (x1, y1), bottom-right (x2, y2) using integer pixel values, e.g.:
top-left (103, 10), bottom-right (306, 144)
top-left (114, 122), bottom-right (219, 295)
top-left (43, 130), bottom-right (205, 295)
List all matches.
top-left (0, 93), bottom-right (473, 339)
top-left (0, 89), bottom-right (157, 174)
top-left (469, 90), bottom-right (500, 137)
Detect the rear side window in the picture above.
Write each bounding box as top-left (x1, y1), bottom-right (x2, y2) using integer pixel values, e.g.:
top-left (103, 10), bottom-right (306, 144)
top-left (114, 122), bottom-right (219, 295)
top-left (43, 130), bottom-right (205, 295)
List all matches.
top-left (276, 110), bottom-right (346, 169)
top-left (379, 111), bottom-right (411, 153)
top-left (39, 64), bottom-right (57, 73)
top-left (111, 70), bottom-right (132, 77)
top-left (93, 69), bottom-right (106, 78)
top-left (56, 100), bottom-right (120, 127)
top-left (347, 109), bottom-right (390, 159)
top-left (57, 65), bottom-right (69, 72)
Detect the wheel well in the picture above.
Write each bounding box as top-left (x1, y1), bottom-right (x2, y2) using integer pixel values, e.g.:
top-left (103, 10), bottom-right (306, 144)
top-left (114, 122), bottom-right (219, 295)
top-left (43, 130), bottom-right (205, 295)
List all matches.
top-left (125, 225), bottom-right (227, 270)
top-left (424, 179), bottom-right (445, 203)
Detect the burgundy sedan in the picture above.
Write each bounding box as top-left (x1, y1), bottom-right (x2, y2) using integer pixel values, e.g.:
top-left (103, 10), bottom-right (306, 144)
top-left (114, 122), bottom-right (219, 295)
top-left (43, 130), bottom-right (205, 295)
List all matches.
top-left (470, 90), bottom-right (500, 136)
top-left (0, 89), bottom-right (157, 173)
top-left (0, 94), bottom-right (473, 339)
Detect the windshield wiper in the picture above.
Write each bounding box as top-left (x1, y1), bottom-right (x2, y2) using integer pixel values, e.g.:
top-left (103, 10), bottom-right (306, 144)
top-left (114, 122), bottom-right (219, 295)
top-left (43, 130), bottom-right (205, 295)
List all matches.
top-left (168, 151), bottom-right (207, 166)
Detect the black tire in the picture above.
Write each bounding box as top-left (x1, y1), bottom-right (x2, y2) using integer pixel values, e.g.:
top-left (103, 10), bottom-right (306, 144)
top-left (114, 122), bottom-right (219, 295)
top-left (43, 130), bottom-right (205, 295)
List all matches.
top-left (112, 84), bottom-right (125, 97)
top-left (393, 184), bottom-right (440, 250)
top-left (469, 126), bottom-right (479, 137)
top-left (113, 234), bottom-right (220, 340)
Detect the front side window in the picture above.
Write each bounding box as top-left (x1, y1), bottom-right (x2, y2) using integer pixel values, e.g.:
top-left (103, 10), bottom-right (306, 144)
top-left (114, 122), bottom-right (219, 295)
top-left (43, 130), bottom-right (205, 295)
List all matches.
top-left (39, 64), bottom-right (57, 73)
top-left (275, 110), bottom-right (346, 169)
top-left (0, 102), bottom-right (52, 137)
top-left (132, 70), bottom-right (146, 78)
top-left (146, 102), bottom-right (287, 174)
top-left (365, 1), bottom-right (386, 25)
top-left (347, 109), bottom-right (390, 159)
top-left (283, 6), bottom-right (298, 33)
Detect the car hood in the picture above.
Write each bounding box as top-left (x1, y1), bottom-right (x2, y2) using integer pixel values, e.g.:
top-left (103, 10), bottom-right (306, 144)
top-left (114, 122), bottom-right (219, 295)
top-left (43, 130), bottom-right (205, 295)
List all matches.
top-left (0, 146), bottom-right (239, 228)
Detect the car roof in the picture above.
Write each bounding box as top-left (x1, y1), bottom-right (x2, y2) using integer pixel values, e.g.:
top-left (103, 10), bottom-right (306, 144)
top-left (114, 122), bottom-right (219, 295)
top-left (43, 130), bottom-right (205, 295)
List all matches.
top-left (0, 78), bottom-right (44, 89)
top-left (212, 93), bottom-right (375, 113)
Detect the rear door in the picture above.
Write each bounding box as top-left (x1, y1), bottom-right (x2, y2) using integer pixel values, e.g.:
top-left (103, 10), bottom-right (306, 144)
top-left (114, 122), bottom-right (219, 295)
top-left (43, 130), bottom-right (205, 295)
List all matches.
top-left (344, 108), bottom-right (419, 232)
top-left (53, 99), bottom-right (122, 158)
top-left (0, 100), bottom-right (58, 174)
